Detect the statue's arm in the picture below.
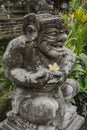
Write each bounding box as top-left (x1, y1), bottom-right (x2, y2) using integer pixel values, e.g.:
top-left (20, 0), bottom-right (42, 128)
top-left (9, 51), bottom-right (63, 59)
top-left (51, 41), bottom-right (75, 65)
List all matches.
top-left (3, 40), bottom-right (26, 86)
top-left (9, 68), bottom-right (45, 87)
top-left (47, 48), bottom-right (76, 84)
top-left (3, 39), bottom-right (45, 87)
top-left (61, 48), bottom-right (77, 77)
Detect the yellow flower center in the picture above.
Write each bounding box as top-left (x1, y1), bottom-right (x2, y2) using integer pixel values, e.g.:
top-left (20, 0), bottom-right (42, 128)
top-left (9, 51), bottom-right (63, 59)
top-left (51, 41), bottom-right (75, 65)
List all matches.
top-left (69, 13), bottom-right (75, 20)
top-left (49, 63), bottom-right (59, 72)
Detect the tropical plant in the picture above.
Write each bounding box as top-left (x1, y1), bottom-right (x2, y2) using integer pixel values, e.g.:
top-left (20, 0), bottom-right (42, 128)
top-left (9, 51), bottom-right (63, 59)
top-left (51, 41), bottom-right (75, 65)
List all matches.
top-left (60, 2), bottom-right (87, 116)
top-left (0, 45), bottom-right (13, 91)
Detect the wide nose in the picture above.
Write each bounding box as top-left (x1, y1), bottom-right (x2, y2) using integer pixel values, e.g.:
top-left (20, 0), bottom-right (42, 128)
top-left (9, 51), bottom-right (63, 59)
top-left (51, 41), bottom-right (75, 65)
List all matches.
top-left (58, 34), bottom-right (68, 42)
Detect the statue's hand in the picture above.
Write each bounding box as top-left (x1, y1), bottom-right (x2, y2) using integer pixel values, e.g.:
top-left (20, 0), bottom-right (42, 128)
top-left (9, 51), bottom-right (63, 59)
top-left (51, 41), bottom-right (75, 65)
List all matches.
top-left (29, 70), bottom-right (46, 83)
top-left (47, 71), bottom-right (65, 84)
top-left (28, 68), bottom-right (50, 88)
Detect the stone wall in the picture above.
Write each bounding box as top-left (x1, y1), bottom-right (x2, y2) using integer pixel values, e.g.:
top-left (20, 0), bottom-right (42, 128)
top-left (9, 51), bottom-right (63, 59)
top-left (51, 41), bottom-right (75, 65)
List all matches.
top-left (0, 18), bottom-right (23, 44)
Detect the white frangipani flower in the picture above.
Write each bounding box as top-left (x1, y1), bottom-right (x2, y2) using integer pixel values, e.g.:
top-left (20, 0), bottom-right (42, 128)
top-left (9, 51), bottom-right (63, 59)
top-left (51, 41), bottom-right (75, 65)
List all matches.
top-left (48, 63), bottom-right (59, 72)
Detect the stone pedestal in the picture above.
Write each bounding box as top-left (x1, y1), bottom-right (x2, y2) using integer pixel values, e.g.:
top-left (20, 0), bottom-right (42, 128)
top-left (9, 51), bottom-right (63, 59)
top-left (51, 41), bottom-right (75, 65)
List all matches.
top-left (0, 113), bottom-right (84, 130)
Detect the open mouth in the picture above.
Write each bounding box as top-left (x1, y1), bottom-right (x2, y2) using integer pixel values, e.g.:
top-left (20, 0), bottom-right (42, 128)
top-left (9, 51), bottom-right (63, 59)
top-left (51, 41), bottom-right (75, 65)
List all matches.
top-left (47, 41), bottom-right (64, 47)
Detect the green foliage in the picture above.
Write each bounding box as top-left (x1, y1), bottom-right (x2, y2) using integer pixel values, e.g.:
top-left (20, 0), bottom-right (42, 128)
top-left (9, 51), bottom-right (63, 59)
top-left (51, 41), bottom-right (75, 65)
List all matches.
top-left (80, 53), bottom-right (87, 67)
top-left (61, 2), bottom-right (87, 117)
top-left (71, 0), bottom-right (81, 11)
top-left (82, 107), bottom-right (87, 117)
top-left (0, 45), bottom-right (13, 91)
top-left (64, 8), bottom-right (87, 54)
top-left (0, 91), bottom-right (12, 121)
top-left (65, 10), bottom-right (87, 97)
top-left (0, 45), bottom-right (13, 121)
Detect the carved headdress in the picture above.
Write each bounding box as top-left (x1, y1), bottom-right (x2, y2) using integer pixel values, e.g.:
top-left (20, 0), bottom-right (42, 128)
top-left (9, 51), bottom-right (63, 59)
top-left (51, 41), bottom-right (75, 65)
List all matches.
top-left (23, 13), bottom-right (64, 34)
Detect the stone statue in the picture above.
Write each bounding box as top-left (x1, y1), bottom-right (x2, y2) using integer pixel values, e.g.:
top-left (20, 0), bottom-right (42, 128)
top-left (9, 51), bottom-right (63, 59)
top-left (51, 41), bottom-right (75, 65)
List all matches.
top-left (0, 1), bottom-right (84, 130)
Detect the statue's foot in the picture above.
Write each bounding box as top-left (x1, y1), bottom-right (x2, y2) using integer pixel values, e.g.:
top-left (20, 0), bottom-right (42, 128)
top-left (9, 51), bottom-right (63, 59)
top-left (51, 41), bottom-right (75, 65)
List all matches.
top-left (62, 104), bottom-right (77, 129)
top-left (64, 103), bottom-right (77, 115)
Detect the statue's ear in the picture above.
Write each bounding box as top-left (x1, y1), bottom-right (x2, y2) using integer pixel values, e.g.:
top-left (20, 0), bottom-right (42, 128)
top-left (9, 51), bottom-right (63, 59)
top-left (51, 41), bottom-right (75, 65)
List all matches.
top-left (26, 24), bottom-right (38, 41)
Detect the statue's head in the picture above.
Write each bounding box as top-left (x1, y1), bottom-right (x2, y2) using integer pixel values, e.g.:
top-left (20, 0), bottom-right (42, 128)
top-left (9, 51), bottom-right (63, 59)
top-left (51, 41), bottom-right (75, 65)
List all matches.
top-left (23, 13), bottom-right (68, 48)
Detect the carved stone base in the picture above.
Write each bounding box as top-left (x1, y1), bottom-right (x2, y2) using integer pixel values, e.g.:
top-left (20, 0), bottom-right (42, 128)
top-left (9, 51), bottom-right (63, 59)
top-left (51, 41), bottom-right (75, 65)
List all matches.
top-left (0, 115), bottom-right (84, 130)
top-left (65, 115), bottom-right (85, 130)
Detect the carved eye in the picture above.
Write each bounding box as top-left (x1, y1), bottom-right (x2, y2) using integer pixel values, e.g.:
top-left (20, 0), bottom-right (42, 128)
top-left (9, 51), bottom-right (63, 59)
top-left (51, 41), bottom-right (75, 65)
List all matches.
top-left (48, 31), bottom-right (58, 36)
top-left (59, 30), bottom-right (64, 33)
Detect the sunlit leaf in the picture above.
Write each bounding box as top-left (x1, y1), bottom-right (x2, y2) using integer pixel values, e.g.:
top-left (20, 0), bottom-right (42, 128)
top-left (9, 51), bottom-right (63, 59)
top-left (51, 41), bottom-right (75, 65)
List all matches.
top-left (80, 53), bottom-right (87, 67)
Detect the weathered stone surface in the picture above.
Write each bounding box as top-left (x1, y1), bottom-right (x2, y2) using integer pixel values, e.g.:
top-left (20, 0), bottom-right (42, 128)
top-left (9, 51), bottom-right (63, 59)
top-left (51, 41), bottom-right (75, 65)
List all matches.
top-left (0, 0), bottom-right (85, 130)
top-left (66, 115), bottom-right (85, 130)
top-left (0, 115), bottom-right (84, 130)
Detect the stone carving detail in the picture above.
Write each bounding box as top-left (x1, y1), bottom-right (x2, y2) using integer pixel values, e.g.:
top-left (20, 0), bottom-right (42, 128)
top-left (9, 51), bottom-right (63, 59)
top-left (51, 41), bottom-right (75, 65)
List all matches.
top-left (0, 1), bottom-right (84, 130)
top-left (28, 0), bottom-right (53, 14)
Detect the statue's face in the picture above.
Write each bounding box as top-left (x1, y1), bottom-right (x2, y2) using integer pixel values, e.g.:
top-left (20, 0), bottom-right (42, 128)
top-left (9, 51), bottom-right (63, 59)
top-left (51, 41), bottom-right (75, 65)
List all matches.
top-left (36, 27), bottom-right (68, 57)
top-left (26, 23), bottom-right (68, 57)
top-left (26, 23), bottom-right (67, 52)
top-left (24, 13), bottom-right (67, 57)
top-left (38, 27), bottom-right (68, 47)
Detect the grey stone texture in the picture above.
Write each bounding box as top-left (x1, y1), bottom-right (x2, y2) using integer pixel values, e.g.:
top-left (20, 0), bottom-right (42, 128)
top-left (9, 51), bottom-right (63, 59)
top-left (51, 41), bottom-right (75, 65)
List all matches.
top-left (0, 0), bottom-right (85, 130)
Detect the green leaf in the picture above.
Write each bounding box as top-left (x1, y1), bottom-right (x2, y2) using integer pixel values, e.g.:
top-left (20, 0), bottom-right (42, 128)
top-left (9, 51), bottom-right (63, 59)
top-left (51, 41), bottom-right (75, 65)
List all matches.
top-left (65, 38), bottom-right (78, 45)
top-left (79, 53), bottom-right (87, 67)
top-left (73, 64), bottom-right (85, 73)
top-left (71, 98), bottom-right (76, 104)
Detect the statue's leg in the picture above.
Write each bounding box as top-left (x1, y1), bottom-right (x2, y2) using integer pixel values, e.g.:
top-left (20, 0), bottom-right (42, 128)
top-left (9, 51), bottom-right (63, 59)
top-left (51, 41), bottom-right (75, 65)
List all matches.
top-left (61, 78), bottom-right (80, 129)
top-left (20, 96), bottom-right (59, 125)
top-left (61, 78), bottom-right (80, 103)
